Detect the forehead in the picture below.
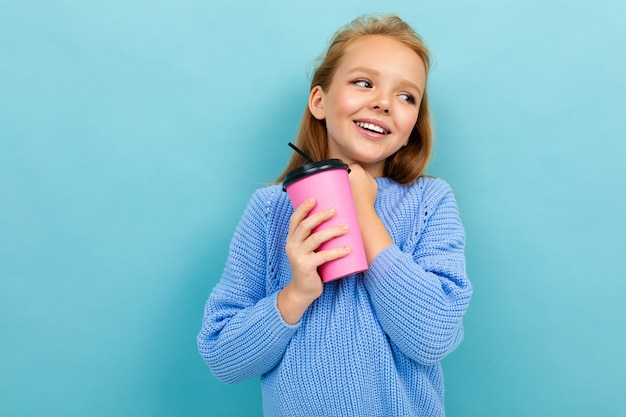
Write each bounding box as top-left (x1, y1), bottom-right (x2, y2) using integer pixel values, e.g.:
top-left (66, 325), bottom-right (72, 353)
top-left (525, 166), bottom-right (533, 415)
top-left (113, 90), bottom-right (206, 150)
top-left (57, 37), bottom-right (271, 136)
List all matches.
top-left (337, 35), bottom-right (426, 80)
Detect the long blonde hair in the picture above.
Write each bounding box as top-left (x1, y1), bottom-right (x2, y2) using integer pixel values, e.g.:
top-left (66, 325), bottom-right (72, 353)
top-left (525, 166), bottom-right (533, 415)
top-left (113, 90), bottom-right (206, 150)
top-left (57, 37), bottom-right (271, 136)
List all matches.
top-left (278, 14), bottom-right (433, 184)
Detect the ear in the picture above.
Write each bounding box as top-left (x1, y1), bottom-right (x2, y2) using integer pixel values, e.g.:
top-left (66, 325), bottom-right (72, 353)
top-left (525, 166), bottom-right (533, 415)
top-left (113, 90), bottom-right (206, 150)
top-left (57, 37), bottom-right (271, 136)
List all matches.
top-left (308, 85), bottom-right (326, 120)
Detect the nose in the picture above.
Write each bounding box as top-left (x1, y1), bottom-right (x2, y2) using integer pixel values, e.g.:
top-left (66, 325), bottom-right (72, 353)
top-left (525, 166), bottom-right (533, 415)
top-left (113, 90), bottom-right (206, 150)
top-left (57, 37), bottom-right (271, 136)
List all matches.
top-left (373, 104), bottom-right (389, 114)
top-left (371, 91), bottom-right (391, 114)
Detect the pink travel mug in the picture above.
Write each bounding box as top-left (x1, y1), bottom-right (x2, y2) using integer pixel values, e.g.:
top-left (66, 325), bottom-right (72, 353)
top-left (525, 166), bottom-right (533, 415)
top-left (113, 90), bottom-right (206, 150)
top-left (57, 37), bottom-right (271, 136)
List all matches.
top-left (283, 159), bottom-right (368, 282)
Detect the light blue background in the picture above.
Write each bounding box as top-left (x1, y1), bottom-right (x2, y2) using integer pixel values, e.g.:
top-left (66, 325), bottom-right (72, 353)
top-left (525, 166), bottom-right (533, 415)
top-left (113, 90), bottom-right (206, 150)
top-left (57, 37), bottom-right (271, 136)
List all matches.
top-left (1, 1), bottom-right (625, 416)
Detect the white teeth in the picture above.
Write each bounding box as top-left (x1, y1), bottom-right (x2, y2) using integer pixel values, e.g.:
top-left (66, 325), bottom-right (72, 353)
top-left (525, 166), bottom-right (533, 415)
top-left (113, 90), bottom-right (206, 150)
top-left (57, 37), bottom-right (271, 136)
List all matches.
top-left (356, 121), bottom-right (387, 134)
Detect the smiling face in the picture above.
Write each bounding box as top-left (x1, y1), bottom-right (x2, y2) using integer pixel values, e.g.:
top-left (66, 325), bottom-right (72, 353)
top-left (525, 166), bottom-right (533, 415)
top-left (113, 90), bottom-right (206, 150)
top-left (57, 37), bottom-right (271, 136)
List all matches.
top-left (309, 34), bottom-right (427, 177)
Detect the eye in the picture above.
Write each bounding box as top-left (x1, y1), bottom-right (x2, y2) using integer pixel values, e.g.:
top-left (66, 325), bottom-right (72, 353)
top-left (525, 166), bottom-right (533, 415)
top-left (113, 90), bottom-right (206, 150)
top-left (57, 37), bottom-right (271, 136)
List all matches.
top-left (399, 93), bottom-right (416, 104)
top-left (353, 79), bottom-right (372, 88)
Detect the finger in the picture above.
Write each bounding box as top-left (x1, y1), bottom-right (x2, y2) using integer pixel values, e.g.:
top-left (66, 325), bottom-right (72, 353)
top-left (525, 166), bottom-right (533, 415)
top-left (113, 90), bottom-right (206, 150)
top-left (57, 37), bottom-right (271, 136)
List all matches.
top-left (304, 223), bottom-right (349, 252)
top-left (288, 198), bottom-right (316, 236)
top-left (286, 222), bottom-right (348, 270)
top-left (290, 206), bottom-right (337, 242)
top-left (311, 245), bottom-right (352, 266)
top-left (290, 239), bottom-right (352, 276)
top-left (298, 207), bottom-right (336, 234)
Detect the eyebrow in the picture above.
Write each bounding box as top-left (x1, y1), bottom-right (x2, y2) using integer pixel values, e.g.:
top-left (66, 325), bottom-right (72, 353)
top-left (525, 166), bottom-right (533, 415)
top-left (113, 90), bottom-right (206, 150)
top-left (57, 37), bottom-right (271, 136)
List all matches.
top-left (347, 66), bottom-right (423, 96)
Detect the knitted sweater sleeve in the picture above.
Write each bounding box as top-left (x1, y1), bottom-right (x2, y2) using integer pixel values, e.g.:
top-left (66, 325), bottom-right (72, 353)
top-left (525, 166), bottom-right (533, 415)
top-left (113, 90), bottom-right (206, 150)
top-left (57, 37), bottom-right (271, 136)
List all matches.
top-left (363, 178), bottom-right (472, 365)
top-left (197, 188), bottom-right (299, 384)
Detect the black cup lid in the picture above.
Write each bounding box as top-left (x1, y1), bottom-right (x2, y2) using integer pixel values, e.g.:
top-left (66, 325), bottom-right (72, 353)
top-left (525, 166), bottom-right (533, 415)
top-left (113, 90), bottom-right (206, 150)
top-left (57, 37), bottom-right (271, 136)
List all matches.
top-left (282, 159), bottom-right (349, 191)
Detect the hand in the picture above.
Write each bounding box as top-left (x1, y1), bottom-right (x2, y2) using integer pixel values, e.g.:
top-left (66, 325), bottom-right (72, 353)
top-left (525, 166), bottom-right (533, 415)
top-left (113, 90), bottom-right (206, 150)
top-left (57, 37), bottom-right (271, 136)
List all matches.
top-left (348, 164), bottom-right (378, 212)
top-left (278, 198), bottom-right (351, 324)
top-left (348, 164), bottom-right (393, 264)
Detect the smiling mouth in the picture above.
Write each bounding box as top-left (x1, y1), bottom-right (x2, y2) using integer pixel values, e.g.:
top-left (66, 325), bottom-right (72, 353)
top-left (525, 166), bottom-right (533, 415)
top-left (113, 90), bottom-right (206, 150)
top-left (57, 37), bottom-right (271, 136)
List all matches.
top-left (354, 121), bottom-right (390, 134)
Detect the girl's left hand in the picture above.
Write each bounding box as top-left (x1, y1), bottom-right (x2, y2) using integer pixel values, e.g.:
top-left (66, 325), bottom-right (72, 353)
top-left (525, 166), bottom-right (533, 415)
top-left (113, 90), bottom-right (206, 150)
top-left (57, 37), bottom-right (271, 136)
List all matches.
top-left (348, 164), bottom-right (378, 211)
top-left (348, 164), bottom-right (393, 264)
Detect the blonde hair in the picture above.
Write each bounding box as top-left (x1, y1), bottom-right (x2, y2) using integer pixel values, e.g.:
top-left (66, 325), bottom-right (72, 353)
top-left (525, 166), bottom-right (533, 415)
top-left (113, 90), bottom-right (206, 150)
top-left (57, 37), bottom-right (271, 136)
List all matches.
top-left (278, 14), bottom-right (433, 184)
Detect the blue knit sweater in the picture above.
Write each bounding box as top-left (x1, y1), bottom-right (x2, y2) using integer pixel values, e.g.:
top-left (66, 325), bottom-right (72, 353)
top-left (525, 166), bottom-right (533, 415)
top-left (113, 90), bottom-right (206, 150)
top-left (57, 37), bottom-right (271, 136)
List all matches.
top-left (198, 176), bottom-right (472, 416)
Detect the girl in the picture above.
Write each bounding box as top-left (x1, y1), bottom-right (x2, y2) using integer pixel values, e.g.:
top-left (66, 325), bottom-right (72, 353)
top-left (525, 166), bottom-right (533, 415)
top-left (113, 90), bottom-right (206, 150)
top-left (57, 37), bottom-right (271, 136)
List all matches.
top-left (198, 14), bottom-right (472, 417)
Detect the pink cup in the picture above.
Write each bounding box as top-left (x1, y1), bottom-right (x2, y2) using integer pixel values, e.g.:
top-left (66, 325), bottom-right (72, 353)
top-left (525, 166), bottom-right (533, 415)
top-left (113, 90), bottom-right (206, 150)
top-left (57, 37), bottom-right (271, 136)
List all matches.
top-left (283, 159), bottom-right (368, 282)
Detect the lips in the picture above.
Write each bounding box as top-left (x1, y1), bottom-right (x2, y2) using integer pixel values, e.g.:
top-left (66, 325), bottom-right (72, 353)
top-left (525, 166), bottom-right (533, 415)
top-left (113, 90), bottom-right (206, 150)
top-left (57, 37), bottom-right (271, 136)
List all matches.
top-left (354, 119), bottom-right (391, 135)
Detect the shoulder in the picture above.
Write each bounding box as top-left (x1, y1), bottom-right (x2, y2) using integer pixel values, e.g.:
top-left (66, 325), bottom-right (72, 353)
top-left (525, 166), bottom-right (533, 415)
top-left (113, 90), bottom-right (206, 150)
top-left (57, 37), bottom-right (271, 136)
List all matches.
top-left (248, 184), bottom-right (285, 208)
top-left (374, 176), bottom-right (453, 211)
top-left (379, 176), bottom-right (456, 205)
top-left (379, 175), bottom-right (452, 193)
top-left (414, 176), bottom-right (455, 198)
top-left (245, 184), bottom-right (293, 222)
top-left (415, 176), bottom-right (458, 208)
top-left (231, 184), bottom-right (290, 241)
top-left (413, 177), bottom-right (464, 238)
top-left (404, 176), bottom-right (461, 225)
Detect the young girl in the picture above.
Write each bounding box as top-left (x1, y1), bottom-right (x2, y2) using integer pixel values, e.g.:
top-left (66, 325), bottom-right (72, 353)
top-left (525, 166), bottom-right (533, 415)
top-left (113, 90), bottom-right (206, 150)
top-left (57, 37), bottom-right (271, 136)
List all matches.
top-left (198, 14), bottom-right (472, 416)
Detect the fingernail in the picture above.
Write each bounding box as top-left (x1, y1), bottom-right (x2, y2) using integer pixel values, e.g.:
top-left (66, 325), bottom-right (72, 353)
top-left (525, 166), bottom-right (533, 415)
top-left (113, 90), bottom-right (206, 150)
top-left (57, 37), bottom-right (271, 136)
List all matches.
top-left (326, 207), bottom-right (336, 214)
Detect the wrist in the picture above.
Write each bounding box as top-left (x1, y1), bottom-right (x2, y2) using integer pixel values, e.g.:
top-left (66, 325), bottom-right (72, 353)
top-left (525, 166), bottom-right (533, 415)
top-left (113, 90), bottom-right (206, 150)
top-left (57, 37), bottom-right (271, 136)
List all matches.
top-left (356, 210), bottom-right (393, 265)
top-left (277, 283), bottom-right (316, 325)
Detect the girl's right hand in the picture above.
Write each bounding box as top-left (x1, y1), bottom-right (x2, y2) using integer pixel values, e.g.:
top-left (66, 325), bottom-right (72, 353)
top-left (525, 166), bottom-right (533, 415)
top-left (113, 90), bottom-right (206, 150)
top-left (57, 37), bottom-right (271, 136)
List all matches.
top-left (277, 198), bottom-right (351, 324)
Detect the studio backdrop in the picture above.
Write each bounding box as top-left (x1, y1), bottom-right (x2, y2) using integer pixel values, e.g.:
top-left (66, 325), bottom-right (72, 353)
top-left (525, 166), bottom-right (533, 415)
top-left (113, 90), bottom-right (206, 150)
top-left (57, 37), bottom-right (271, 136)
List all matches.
top-left (1, 0), bottom-right (625, 416)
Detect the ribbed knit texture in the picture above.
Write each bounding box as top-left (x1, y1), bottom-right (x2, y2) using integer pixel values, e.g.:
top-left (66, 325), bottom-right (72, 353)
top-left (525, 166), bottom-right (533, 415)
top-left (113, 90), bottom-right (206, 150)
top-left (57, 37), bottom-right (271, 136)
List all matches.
top-left (198, 176), bottom-right (472, 416)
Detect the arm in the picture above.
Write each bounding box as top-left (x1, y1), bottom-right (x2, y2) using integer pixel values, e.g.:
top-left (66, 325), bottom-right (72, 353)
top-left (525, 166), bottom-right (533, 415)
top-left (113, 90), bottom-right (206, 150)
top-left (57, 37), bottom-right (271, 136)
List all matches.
top-left (197, 188), bottom-right (351, 383)
top-left (352, 170), bottom-right (472, 365)
top-left (278, 199), bottom-right (352, 325)
top-left (197, 189), bottom-right (299, 384)
top-left (348, 164), bottom-right (393, 264)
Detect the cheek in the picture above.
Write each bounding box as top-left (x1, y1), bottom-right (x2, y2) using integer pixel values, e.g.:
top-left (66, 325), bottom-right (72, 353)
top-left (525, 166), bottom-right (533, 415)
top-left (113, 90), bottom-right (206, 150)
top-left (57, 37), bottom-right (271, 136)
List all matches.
top-left (332, 91), bottom-right (362, 115)
top-left (398, 110), bottom-right (419, 133)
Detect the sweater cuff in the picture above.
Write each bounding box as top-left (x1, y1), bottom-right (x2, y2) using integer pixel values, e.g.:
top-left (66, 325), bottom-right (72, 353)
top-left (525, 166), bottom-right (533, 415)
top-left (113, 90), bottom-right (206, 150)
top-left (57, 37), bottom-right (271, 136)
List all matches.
top-left (368, 244), bottom-right (404, 279)
top-left (364, 244), bottom-right (417, 299)
top-left (263, 290), bottom-right (301, 339)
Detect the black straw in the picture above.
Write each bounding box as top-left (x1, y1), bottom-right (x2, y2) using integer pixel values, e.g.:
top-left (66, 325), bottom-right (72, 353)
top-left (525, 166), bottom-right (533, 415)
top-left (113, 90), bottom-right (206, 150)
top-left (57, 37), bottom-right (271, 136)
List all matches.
top-left (288, 142), bottom-right (314, 163)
